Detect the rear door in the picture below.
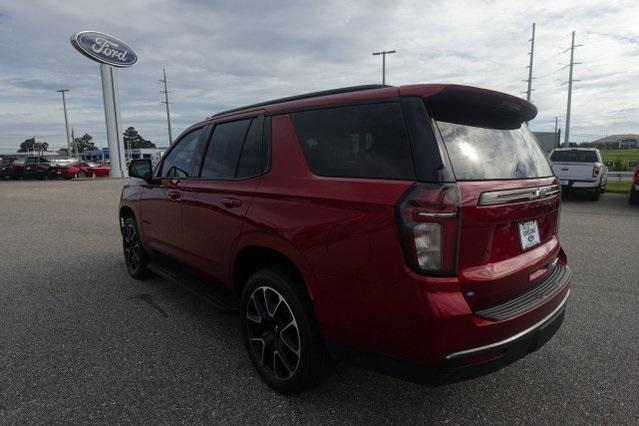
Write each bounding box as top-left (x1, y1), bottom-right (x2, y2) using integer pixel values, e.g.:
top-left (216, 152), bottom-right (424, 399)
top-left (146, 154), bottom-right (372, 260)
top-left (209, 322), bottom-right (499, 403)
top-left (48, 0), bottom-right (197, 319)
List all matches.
top-left (434, 120), bottom-right (560, 310)
top-left (181, 115), bottom-right (265, 284)
top-left (140, 127), bottom-right (208, 259)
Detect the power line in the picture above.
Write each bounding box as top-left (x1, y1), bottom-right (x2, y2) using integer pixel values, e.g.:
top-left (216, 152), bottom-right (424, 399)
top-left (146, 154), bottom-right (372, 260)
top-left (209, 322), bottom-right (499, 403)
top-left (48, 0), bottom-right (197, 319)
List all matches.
top-left (160, 68), bottom-right (173, 145)
top-left (372, 50), bottom-right (396, 85)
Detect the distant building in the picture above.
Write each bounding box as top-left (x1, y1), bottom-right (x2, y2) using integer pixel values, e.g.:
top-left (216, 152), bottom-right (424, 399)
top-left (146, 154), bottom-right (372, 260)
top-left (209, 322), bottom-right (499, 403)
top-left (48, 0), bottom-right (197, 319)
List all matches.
top-left (533, 131), bottom-right (561, 155)
top-left (590, 134), bottom-right (639, 149)
top-left (80, 147), bottom-right (167, 163)
top-left (619, 139), bottom-right (638, 149)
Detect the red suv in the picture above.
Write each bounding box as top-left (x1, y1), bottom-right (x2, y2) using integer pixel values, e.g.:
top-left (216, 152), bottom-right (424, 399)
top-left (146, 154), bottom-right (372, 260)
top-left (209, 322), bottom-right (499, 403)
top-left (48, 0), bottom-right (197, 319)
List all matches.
top-left (121, 84), bottom-right (571, 394)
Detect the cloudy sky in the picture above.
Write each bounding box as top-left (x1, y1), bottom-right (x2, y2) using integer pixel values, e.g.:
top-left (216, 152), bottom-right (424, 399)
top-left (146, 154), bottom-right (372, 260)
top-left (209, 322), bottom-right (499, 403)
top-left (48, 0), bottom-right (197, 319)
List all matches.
top-left (1, 0), bottom-right (638, 152)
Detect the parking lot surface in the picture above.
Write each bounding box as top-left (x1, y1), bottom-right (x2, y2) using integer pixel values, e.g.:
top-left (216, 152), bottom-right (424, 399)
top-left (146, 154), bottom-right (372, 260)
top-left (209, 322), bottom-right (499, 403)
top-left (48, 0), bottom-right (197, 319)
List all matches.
top-left (1, 179), bottom-right (638, 424)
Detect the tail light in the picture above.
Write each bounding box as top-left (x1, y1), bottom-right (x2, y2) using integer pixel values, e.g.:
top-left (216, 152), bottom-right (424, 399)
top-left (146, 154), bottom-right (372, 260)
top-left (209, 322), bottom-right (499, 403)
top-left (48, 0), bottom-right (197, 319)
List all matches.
top-left (396, 183), bottom-right (460, 276)
top-left (592, 165), bottom-right (601, 178)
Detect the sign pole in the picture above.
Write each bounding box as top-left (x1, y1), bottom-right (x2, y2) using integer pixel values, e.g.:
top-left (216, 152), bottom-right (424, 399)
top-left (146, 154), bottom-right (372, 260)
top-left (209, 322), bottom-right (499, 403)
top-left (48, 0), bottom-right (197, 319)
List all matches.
top-left (100, 64), bottom-right (127, 177)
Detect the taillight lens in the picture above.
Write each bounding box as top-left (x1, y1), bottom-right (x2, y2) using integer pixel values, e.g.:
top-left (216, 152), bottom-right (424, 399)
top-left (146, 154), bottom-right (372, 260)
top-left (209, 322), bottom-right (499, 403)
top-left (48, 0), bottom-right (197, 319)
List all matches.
top-left (592, 165), bottom-right (601, 178)
top-left (396, 183), bottom-right (460, 276)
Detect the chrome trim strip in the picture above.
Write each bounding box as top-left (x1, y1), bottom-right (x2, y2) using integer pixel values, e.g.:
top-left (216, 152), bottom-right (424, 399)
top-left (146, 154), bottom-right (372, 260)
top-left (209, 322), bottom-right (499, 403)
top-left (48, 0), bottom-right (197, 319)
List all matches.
top-left (479, 184), bottom-right (559, 206)
top-left (417, 212), bottom-right (457, 218)
top-left (445, 289), bottom-right (570, 360)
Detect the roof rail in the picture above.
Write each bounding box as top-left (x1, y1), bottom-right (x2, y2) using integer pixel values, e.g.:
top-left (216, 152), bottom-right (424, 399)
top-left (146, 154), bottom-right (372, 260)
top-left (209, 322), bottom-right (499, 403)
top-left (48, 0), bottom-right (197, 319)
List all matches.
top-left (209, 84), bottom-right (391, 118)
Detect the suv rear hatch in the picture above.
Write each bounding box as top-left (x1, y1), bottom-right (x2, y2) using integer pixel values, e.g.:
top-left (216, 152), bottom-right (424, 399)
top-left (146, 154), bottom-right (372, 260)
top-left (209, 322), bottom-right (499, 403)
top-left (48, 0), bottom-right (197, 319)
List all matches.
top-left (422, 87), bottom-right (560, 311)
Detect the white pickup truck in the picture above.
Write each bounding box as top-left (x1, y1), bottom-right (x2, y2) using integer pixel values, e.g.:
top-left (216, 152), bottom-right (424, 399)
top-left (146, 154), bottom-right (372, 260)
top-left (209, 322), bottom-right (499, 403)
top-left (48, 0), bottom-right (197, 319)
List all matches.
top-left (549, 148), bottom-right (608, 201)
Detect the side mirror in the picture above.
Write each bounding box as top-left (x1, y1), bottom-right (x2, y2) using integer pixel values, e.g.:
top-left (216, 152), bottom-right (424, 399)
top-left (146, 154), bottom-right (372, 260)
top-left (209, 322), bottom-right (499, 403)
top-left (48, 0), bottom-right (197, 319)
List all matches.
top-left (129, 159), bottom-right (154, 182)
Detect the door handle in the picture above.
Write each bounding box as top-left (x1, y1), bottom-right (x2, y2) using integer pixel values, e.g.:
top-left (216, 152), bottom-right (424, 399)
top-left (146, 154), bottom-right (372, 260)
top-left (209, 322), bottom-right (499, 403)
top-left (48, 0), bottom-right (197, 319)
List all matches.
top-left (222, 197), bottom-right (242, 208)
top-left (168, 190), bottom-right (182, 200)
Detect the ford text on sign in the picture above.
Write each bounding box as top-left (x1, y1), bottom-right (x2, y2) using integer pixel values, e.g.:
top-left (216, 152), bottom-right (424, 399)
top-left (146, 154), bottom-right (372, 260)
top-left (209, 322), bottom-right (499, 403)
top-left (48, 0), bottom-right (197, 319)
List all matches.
top-left (70, 31), bottom-right (138, 67)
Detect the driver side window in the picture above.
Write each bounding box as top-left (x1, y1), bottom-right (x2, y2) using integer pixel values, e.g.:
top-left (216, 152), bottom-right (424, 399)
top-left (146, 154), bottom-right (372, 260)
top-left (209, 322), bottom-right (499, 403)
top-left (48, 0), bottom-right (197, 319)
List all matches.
top-left (161, 128), bottom-right (206, 178)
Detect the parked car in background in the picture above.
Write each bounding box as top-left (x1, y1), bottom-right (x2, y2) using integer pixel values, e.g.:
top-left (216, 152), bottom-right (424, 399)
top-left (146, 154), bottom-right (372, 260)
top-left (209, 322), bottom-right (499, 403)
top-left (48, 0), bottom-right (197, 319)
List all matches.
top-left (21, 156), bottom-right (51, 180)
top-left (120, 84), bottom-right (571, 394)
top-left (49, 161), bottom-right (111, 179)
top-left (1, 156), bottom-right (51, 180)
top-left (630, 165), bottom-right (639, 205)
top-left (0, 158), bottom-right (24, 179)
top-left (549, 148), bottom-right (607, 200)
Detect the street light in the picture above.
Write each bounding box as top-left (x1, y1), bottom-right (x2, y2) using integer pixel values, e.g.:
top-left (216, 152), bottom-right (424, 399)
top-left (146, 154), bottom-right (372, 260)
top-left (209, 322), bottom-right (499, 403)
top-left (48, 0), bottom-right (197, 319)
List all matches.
top-left (56, 89), bottom-right (72, 157)
top-left (372, 50), bottom-right (396, 85)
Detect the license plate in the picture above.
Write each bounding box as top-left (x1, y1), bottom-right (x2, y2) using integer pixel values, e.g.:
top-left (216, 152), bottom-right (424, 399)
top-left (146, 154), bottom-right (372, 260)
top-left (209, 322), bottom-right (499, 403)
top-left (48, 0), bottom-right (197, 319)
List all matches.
top-left (559, 180), bottom-right (568, 185)
top-left (518, 220), bottom-right (540, 251)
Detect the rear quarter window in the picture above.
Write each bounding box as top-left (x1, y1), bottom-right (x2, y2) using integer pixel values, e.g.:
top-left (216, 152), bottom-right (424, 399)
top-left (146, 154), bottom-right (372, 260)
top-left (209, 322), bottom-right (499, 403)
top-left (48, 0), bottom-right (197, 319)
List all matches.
top-left (291, 103), bottom-right (415, 180)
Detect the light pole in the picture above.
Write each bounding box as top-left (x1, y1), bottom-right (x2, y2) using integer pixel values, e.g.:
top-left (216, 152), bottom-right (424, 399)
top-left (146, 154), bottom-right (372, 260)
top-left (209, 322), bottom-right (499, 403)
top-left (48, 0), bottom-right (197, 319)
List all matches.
top-left (372, 50), bottom-right (396, 85)
top-left (56, 89), bottom-right (72, 157)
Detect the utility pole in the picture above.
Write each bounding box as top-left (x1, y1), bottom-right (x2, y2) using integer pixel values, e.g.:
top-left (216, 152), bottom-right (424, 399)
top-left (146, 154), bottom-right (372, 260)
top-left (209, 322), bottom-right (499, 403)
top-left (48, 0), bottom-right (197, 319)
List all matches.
top-left (71, 128), bottom-right (77, 159)
top-left (553, 116), bottom-right (560, 148)
top-left (160, 68), bottom-right (173, 145)
top-left (561, 31), bottom-right (582, 147)
top-left (525, 23), bottom-right (536, 103)
top-left (372, 50), bottom-right (396, 85)
top-left (56, 89), bottom-right (72, 156)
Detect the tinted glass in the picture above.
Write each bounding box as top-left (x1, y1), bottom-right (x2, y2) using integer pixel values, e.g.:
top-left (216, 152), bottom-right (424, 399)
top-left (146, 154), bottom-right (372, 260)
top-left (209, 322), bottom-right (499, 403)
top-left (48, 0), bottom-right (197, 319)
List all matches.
top-left (201, 119), bottom-right (251, 179)
top-left (161, 128), bottom-right (206, 178)
top-left (236, 117), bottom-right (263, 178)
top-left (436, 121), bottom-right (553, 180)
top-left (550, 150), bottom-right (598, 163)
top-left (291, 103), bottom-right (414, 180)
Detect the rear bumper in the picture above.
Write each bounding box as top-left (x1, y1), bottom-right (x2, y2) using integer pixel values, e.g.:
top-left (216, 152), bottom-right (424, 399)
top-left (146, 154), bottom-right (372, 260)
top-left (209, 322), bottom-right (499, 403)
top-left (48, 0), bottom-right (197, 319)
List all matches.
top-left (560, 179), bottom-right (600, 190)
top-left (327, 289), bottom-right (569, 385)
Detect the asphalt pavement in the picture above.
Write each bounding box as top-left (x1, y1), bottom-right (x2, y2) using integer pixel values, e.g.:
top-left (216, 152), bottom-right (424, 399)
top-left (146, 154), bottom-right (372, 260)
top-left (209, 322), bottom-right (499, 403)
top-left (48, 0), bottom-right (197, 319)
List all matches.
top-left (1, 179), bottom-right (638, 424)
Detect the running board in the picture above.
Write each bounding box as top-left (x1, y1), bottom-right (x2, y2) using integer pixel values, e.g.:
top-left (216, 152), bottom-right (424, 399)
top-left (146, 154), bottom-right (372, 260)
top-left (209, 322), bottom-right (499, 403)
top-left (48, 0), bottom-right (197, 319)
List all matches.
top-left (147, 255), bottom-right (238, 313)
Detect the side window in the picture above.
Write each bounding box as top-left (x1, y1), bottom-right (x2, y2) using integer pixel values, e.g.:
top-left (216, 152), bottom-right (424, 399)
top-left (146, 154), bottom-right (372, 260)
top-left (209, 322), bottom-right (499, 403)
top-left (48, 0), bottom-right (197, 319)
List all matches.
top-left (236, 116), bottom-right (264, 179)
top-left (201, 119), bottom-right (251, 179)
top-left (161, 128), bottom-right (206, 178)
top-left (290, 103), bottom-right (415, 180)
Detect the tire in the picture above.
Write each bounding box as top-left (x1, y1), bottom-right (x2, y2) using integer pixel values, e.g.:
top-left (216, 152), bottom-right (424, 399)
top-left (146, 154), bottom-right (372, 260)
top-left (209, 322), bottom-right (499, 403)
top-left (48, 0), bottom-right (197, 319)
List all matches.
top-left (122, 216), bottom-right (149, 278)
top-left (630, 188), bottom-right (639, 206)
top-left (76, 171), bottom-right (87, 178)
top-left (240, 266), bottom-right (333, 394)
top-left (589, 189), bottom-right (600, 201)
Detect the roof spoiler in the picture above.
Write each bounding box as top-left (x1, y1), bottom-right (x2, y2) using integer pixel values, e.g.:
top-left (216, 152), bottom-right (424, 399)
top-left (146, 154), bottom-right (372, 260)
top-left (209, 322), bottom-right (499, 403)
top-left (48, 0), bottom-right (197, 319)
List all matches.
top-left (403, 85), bottom-right (537, 130)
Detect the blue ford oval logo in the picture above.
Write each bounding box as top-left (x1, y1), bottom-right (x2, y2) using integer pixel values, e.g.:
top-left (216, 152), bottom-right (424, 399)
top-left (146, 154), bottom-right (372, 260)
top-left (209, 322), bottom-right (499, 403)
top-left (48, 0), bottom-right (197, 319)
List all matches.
top-left (70, 31), bottom-right (138, 67)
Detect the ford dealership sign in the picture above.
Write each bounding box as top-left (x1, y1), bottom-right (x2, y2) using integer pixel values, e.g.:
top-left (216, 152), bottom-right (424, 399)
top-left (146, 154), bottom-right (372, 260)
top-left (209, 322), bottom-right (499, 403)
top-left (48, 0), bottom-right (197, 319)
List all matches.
top-left (70, 31), bottom-right (138, 67)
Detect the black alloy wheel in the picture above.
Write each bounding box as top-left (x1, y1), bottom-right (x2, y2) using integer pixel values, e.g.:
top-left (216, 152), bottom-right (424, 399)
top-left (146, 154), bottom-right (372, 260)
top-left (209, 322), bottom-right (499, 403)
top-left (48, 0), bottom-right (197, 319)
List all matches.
top-left (122, 216), bottom-right (148, 278)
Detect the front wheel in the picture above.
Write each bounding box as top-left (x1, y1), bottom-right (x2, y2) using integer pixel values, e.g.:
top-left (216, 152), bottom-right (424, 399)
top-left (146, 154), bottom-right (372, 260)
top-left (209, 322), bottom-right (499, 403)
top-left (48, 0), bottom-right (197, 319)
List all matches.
top-left (76, 171), bottom-right (87, 178)
top-left (630, 188), bottom-right (639, 205)
top-left (122, 216), bottom-right (148, 278)
top-left (241, 266), bottom-right (333, 394)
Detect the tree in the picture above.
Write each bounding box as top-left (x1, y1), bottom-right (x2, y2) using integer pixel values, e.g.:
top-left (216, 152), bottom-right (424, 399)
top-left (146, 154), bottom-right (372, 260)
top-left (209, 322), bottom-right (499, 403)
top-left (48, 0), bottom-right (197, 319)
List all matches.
top-left (73, 133), bottom-right (97, 153)
top-left (18, 137), bottom-right (48, 153)
top-left (123, 127), bottom-right (156, 149)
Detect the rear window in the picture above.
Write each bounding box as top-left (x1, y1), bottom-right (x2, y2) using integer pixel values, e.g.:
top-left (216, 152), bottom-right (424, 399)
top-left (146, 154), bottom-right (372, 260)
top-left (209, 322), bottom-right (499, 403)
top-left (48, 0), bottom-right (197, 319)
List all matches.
top-left (291, 103), bottom-right (415, 180)
top-left (436, 121), bottom-right (552, 180)
top-left (550, 150), bottom-right (598, 163)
